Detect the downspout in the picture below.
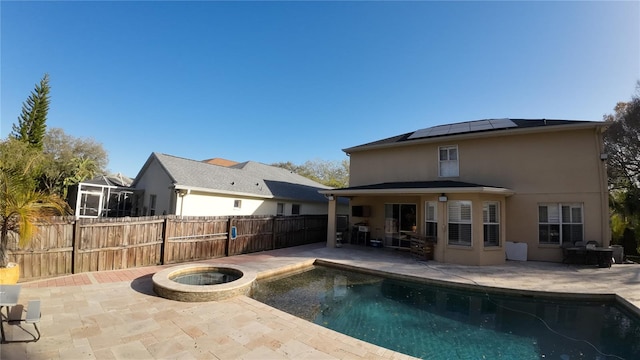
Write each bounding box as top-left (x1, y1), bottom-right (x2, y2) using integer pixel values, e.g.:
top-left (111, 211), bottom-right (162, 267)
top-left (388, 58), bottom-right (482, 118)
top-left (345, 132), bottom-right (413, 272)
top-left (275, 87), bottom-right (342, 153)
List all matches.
top-left (595, 128), bottom-right (610, 246)
top-left (176, 189), bottom-right (190, 217)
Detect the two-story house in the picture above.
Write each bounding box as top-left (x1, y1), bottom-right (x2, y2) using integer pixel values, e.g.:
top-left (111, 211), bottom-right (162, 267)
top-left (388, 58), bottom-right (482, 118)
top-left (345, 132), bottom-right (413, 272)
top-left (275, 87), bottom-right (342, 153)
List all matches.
top-left (321, 119), bottom-right (609, 265)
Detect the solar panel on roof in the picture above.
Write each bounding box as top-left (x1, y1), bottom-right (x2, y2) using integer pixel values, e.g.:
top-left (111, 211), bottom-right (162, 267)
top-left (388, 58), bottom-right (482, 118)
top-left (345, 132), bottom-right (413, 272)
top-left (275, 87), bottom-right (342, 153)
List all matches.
top-left (408, 119), bottom-right (517, 140)
top-left (429, 126), bottom-right (451, 136)
top-left (469, 120), bottom-right (493, 131)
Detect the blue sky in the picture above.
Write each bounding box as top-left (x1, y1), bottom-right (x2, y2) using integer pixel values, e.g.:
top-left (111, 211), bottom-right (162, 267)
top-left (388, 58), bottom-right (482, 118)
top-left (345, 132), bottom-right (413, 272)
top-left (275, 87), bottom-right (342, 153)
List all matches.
top-left (2, 1), bottom-right (638, 178)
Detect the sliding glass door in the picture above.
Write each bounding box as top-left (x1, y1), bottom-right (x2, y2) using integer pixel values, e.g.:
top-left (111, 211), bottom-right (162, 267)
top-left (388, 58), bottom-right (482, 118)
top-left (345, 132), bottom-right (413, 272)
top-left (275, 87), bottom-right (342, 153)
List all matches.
top-left (384, 203), bottom-right (417, 248)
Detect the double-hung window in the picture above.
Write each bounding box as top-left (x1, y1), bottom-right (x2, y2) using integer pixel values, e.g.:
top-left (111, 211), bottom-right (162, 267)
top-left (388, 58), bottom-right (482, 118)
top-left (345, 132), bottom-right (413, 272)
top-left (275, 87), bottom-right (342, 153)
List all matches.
top-left (292, 204), bottom-right (301, 215)
top-left (483, 202), bottom-right (500, 247)
top-left (448, 201), bottom-right (472, 246)
top-left (538, 203), bottom-right (583, 245)
top-left (439, 145), bottom-right (459, 177)
top-left (425, 201), bottom-right (437, 239)
top-left (277, 203), bottom-right (285, 216)
top-left (234, 200), bottom-right (242, 210)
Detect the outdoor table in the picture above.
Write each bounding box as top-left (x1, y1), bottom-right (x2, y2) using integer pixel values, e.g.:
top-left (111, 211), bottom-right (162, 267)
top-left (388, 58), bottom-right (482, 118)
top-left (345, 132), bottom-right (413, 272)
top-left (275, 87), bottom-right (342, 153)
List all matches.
top-left (0, 284), bottom-right (21, 342)
top-left (587, 248), bottom-right (613, 268)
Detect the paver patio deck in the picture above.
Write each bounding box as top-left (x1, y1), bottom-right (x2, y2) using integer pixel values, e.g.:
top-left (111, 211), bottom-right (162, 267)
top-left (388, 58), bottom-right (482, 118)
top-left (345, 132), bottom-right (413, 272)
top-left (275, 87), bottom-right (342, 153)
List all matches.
top-left (1, 243), bottom-right (639, 359)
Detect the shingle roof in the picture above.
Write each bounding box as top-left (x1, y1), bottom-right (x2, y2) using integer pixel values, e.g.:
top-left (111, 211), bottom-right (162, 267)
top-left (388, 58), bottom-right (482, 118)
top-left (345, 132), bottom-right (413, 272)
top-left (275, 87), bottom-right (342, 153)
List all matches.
top-left (340, 180), bottom-right (492, 191)
top-left (134, 153), bottom-right (333, 202)
top-left (344, 118), bottom-right (604, 153)
top-left (83, 174), bottom-right (133, 187)
top-left (321, 180), bottom-right (514, 196)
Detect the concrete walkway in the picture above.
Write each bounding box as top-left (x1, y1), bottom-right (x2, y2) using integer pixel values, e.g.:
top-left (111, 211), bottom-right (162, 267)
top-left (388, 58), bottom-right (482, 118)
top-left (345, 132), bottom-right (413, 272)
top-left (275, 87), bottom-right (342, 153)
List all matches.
top-left (1, 243), bottom-right (639, 359)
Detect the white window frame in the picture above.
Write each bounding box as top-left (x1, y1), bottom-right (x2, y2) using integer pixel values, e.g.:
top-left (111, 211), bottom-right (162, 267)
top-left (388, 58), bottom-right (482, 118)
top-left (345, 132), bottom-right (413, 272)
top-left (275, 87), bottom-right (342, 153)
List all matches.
top-left (277, 202), bottom-right (285, 216)
top-left (538, 203), bottom-right (583, 245)
top-left (149, 194), bottom-right (157, 216)
top-left (483, 202), bottom-right (500, 247)
top-left (78, 190), bottom-right (103, 218)
top-left (448, 200), bottom-right (472, 246)
top-left (234, 199), bottom-right (242, 210)
top-left (439, 145), bottom-right (459, 177)
top-left (425, 201), bottom-right (438, 239)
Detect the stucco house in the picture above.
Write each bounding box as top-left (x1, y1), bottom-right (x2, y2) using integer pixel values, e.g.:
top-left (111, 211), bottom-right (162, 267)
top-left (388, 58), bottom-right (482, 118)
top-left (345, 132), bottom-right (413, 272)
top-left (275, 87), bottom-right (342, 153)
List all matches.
top-left (131, 153), bottom-right (348, 217)
top-left (321, 119), bottom-right (609, 265)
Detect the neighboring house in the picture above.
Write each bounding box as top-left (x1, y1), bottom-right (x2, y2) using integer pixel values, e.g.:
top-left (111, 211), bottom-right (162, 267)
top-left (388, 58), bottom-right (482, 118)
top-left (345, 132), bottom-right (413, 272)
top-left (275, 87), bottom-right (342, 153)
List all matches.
top-left (131, 152), bottom-right (349, 217)
top-left (68, 173), bottom-right (136, 218)
top-left (321, 119), bottom-right (609, 265)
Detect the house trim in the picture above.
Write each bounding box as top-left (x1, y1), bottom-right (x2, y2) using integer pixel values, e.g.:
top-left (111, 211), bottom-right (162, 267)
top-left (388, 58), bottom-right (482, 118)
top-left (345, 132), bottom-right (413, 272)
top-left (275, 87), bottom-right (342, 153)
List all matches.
top-left (173, 185), bottom-right (274, 200)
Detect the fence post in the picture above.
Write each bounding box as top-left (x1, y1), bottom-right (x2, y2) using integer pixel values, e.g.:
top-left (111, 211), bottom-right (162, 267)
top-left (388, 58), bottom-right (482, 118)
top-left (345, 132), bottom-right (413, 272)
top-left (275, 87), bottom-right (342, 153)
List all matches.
top-left (304, 216), bottom-right (308, 244)
top-left (271, 216), bottom-right (277, 250)
top-left (72, 218), bottom-right (81, 274)
top-left (160, 217), bottom-right (169, 265)
top-left (226, 217), bottom-right (232, 257)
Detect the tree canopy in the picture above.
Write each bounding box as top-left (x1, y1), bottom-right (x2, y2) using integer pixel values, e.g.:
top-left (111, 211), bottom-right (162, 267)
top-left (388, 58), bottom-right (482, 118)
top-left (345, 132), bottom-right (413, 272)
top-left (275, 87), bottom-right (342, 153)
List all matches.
top-left (0, 137), bottom-right (69, 267)
top-left (604, 81), bottom-right (640, 256)
top-left (7, 75), bottom-right (109, 200)
top-left (11, 73), bottom-right (50, 150)
top-left (604, 89), bottom-right (640, 190)
top-left (40, 128), bottom-right (108, 197)
top-left (272, 159), bottom-right (349, 188)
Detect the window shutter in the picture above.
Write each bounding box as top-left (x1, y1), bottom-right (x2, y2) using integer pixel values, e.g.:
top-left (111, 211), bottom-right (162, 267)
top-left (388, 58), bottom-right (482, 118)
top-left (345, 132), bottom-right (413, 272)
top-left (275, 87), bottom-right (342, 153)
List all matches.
top-left (426, 202), bottom-right (436, 221)
top-left (460, 203), bottom-right (471, 221)
top-left (547, 205), bottom-right (560, 223)
top-left (448, 202), bottom-right (461, 221)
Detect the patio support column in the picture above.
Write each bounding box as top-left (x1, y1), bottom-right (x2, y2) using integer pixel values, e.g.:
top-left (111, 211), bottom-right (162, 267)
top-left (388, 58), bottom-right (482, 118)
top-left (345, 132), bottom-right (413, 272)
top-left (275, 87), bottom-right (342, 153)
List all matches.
top-left (326, 196), bottom-right (337, 248)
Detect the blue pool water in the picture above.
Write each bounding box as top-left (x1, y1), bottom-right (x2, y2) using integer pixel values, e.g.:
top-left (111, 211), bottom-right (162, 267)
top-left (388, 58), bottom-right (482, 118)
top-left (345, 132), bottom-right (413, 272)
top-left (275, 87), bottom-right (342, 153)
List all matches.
top-left (250, 265), bottom-right (640, 359)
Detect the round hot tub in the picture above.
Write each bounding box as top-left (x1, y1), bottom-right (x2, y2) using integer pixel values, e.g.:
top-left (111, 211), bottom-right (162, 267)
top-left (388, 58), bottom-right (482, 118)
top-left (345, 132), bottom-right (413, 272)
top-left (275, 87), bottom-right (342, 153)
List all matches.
top-left (153, 264), bottom-right (256, 302)
top-left (171, 267), bottom-right (242, 285)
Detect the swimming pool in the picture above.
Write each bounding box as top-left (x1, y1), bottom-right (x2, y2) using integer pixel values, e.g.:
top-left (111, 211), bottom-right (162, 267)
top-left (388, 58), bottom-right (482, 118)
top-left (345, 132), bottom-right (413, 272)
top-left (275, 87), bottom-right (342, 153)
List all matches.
top-left (251, 265), bottom-right (640, 359)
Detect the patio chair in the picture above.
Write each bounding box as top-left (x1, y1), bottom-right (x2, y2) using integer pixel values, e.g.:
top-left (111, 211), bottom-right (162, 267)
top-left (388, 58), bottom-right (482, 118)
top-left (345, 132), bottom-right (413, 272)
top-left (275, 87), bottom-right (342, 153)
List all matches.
top-left (562, 241), bottom-right (587, 264)
top-left (5, 300), bottom-right (41, 342)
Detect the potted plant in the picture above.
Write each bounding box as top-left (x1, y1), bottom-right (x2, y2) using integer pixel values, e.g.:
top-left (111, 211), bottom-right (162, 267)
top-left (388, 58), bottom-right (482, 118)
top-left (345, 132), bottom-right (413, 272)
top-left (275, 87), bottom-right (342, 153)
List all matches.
top-left (1, 148), bottom-right (69, 283)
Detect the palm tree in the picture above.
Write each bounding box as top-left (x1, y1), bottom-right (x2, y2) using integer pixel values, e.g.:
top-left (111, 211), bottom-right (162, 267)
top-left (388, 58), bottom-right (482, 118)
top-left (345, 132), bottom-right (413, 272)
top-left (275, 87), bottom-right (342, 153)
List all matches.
top-left (62, 157), bottom-right (99, 199)
top-left (0, 159), bottom-right (69, 268)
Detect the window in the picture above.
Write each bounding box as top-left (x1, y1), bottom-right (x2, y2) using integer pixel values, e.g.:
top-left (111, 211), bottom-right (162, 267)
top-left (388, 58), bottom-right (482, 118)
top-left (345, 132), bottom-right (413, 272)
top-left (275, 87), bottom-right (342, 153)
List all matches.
top-left (425, 201), bottom-right (437, 239)
top-left (149, 194), bottom-right (157, 216)
top-left (539, 203), bottom-right (583, 245)
top-left (439, 145), bottom-right (459, 177)
top-left (234, 200), bottom-right (242, 209)
top-left (448, 201), bottom-right (471, 246)
top-left (483, 202), bottom-right (500, 247)
top-left (277, 203), bottom-right (284, 216)
top-left (292, 204), bottom-right (301, 215)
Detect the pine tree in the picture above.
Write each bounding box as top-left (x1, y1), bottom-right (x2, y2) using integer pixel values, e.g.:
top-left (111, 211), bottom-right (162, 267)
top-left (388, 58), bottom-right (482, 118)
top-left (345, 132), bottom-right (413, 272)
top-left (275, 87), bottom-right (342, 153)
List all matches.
top-left (12, 73), bottom-right (50, 150)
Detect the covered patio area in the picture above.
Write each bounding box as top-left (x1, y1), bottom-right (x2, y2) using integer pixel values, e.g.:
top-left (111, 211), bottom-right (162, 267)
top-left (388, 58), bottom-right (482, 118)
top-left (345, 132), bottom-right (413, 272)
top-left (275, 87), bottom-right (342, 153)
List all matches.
top-left (321, 180), bottom-right (515, 266)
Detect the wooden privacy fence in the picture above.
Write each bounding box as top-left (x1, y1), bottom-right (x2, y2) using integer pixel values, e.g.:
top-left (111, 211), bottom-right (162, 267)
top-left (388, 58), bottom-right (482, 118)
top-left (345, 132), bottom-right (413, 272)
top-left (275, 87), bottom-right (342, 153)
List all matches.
top-left (7, 214), bottom-right (327, 281)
